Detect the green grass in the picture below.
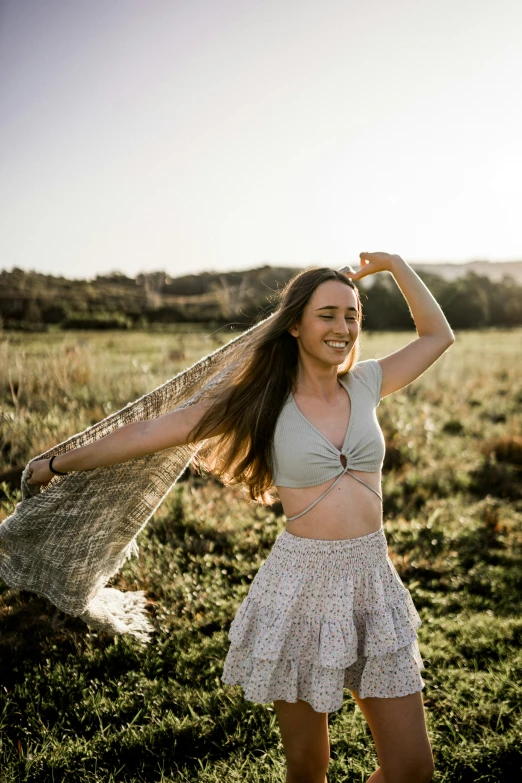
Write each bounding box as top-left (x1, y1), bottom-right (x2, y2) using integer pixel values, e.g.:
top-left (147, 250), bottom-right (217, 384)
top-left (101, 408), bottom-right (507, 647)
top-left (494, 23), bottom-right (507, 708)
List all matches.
top-left (1, 327), bottom-right (521, 782)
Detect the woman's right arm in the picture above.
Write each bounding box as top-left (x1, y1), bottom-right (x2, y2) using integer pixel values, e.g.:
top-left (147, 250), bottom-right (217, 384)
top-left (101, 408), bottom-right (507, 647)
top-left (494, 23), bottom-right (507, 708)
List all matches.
top-left (27, 399), bottom-right (222, 484)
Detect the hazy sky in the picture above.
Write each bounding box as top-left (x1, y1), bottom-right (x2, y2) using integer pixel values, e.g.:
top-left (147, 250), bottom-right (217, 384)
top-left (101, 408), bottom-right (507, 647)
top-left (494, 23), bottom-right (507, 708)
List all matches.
top-left (1, 0), bottom-right (521, 279)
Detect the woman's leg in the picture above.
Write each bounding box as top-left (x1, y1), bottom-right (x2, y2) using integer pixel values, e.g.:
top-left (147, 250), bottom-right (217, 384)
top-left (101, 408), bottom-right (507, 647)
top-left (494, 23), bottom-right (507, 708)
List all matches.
top-left (273, 699), bottom-right (331, 783)
top-left (349, 690), bottom-right (434, 783)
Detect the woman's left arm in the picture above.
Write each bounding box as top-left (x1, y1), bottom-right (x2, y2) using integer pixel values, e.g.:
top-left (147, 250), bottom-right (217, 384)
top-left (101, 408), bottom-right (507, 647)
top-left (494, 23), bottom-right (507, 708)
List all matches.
top-left (346, 252), bottom-right (455, 399)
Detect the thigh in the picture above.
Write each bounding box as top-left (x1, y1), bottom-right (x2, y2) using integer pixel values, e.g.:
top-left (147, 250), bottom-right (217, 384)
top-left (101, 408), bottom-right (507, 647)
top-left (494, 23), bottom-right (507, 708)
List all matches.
top-left (350, 690), bottom-right (434, 781)
top-left (273, 699), bottom-right (330, 766)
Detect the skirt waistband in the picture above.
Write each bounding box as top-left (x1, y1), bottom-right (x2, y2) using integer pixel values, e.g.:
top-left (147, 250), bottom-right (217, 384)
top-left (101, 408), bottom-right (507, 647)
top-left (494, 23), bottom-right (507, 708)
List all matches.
top-left (279, 525), bottom-right (385, 550)
top-left (272, 525), bottom-right (388, 574)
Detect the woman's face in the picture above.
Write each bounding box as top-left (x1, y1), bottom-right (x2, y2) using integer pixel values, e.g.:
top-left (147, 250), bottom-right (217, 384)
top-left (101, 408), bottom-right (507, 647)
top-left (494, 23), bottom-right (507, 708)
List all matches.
top-left (289, 280), bottom-right (360, 367)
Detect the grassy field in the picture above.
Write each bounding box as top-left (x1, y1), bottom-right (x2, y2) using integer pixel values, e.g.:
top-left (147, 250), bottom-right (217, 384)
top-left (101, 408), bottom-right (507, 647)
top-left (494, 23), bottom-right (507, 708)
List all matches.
top-left (1, 327), bottom-right (521, 782)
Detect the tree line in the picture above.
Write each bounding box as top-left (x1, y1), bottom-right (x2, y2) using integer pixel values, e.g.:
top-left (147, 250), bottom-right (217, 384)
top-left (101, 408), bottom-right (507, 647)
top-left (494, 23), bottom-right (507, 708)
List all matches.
top-left (0, 265), bottom-right (521, 331)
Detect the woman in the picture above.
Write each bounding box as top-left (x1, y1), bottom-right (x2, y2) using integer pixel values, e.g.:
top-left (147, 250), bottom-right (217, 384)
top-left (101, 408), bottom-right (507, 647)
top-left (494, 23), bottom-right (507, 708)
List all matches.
top-left (28, 252), bottom-right (453, 783)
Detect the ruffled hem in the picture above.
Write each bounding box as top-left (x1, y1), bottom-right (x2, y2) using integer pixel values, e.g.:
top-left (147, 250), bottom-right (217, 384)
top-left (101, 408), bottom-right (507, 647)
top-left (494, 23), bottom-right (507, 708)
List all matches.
top-left (222, 550), bottom-right (425, 713)
top-left (227, 555), bottom-right (422, 663)
top-left (222, 640), bottom-right (425, 713)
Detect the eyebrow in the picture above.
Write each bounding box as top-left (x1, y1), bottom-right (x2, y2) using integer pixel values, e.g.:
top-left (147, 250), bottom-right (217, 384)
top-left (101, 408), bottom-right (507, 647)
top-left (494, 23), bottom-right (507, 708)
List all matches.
top-left (315, 305), bottom-right (358, 312)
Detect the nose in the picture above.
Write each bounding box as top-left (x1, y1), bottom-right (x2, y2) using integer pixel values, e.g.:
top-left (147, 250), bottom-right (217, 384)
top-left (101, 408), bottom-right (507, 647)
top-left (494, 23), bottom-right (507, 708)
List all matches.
top-left (330, 314), bottom-right (357, 338)
top-left (333, 323), bottom-right (356, 339)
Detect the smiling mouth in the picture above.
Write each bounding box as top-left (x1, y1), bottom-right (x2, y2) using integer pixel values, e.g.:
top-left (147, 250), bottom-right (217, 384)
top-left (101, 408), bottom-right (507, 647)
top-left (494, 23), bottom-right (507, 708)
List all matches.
top-left (324, 341), bottom-right (349, 349)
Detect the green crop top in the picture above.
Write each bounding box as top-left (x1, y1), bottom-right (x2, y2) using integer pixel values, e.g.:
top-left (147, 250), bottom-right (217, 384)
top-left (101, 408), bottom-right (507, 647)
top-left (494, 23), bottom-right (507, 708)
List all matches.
top-left (271, 359), bottom-right (385, 521)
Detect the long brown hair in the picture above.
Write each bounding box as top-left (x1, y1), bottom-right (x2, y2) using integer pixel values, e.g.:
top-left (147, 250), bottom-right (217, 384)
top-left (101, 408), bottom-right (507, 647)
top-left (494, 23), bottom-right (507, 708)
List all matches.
top-left (188, 268), bottom-right (362, 505)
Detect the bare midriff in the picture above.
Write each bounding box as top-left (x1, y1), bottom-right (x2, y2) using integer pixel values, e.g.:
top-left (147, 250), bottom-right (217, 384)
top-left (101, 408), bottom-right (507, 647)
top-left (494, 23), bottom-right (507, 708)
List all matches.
top-left (277, 469), bottom-right (383, 540)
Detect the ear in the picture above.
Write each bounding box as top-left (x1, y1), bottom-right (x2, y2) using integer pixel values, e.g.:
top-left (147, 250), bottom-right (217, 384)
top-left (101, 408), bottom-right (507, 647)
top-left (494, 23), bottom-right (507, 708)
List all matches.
top-left (288, 323), bottom-right (299, 338)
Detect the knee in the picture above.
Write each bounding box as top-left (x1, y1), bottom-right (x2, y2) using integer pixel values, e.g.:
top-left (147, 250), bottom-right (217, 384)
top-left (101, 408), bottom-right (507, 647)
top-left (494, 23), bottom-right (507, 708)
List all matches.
top-left (386, 754), bottom-right (435, 783)
top-left (285, 746), bottom-right (330, 782)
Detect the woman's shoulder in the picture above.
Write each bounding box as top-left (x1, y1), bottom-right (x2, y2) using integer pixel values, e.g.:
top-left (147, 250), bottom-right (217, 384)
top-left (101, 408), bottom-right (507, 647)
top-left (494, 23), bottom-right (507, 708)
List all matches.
top-left (340, 358), bottom-right (382, 407)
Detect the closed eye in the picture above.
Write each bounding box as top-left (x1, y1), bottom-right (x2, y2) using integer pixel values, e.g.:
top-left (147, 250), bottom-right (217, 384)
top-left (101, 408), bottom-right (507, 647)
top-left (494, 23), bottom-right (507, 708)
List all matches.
top-left (320, 315), bottom-right (356, 320)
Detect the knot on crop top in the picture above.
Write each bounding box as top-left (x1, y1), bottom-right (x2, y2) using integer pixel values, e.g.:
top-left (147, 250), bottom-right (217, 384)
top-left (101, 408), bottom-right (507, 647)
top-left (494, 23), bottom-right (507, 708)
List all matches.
top-left (270, 359), bottom-right (386, 521)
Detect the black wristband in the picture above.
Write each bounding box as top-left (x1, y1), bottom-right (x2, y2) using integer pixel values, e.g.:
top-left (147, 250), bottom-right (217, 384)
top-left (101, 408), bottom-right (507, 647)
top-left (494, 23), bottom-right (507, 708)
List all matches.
top-left (49, 455), bottom-right (68, 475)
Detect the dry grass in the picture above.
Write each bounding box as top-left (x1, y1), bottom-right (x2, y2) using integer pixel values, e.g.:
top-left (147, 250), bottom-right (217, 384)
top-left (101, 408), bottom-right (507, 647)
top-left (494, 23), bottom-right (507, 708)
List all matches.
top-left (0, 326), bottom-right (521, 782)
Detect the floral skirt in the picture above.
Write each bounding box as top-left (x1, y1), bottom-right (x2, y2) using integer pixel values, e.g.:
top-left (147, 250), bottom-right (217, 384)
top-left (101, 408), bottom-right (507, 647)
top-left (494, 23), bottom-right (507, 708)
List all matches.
top-left (221, 526), bottom-right (425, 713)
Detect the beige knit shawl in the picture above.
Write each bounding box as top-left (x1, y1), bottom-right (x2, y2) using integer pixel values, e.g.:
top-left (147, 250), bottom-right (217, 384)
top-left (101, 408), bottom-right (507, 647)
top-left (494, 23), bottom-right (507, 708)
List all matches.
top-left (0, 316), bottom-right (272, 644)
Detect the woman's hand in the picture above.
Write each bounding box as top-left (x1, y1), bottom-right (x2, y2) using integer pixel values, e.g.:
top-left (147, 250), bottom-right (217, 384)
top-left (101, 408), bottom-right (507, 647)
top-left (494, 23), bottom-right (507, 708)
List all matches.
top-left (340, 252), bottom-right (404, 281)
top-left (27, 458), bottom-right (54, 487)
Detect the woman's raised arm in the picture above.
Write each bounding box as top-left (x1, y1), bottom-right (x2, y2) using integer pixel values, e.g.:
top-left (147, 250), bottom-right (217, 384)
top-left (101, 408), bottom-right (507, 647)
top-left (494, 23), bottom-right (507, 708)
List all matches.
top-left (27, 398), bottom-right (223, 485)
top-left (345, 253), bottom-right (455, 399)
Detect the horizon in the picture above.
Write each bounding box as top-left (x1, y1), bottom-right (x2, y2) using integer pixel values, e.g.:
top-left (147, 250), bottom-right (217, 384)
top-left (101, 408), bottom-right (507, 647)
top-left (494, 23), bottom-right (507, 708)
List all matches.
top-left (3, 257), bottom-right (521, 285)
top-left (1, 0), bottom-right (521, 278)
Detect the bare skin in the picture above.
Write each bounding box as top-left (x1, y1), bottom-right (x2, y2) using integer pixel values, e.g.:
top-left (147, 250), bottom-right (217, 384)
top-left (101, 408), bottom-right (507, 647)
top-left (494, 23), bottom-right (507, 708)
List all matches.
top-left (274, 691), bottom-right (434, 783)
top-left (273, 699), bottom-right (330, 783)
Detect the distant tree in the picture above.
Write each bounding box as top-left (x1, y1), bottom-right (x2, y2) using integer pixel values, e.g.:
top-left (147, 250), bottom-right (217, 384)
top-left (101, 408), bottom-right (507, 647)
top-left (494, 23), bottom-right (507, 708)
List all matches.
top-left (358, 275), bottom-right (414, 330)
top-left (487, 275), bottom-right (522, 326)
top-left (42, 303), bottom-right (68, 324)
top-left (442, 275), bottom-right (490, 328)
top-left (24, 299), bottom-right (42, 324)
top-left (1, 264), bottom-right (521, 330)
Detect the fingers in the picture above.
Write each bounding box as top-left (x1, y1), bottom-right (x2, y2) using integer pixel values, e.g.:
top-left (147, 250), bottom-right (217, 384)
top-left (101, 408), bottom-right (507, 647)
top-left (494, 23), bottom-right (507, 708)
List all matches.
top-left (359, 252), bottom-right (381, 265)
top-left (359, 251), bottom-right (398, 261)
top-left (343, 252), bottom-right (398, 279)
top-left (354, 256), bottom-right (372, 278)
top-left (27, 476), bottom-right (49, 487)
top-left (26, 458), bottom-right (49, 485)
top-left (337, 265), bottom-right (356, 276)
